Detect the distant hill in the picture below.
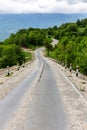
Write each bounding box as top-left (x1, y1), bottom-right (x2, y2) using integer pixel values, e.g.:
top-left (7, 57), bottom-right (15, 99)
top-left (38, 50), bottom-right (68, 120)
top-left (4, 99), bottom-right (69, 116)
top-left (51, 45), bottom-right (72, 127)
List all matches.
top-left (0, 13), bottom-right (87, 41)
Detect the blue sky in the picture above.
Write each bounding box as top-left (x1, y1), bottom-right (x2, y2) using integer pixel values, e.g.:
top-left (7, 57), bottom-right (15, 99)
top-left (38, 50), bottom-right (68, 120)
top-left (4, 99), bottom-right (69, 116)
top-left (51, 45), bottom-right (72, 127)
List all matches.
top-left (0, 0), bottom-right (87, 13)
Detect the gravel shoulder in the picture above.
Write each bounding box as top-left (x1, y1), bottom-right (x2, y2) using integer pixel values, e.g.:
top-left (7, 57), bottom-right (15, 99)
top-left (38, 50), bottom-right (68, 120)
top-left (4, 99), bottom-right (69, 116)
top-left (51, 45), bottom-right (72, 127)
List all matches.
top-left (0, 55), bottom-right (37, 99)
top-left (46, 57), bottom-right (87, 130)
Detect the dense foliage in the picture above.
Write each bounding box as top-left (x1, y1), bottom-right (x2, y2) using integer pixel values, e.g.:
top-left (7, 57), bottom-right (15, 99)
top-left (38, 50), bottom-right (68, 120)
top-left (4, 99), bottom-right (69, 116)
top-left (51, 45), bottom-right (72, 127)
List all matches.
top-left (48, 19), bottom-right (87, 75)
top-left (4, 28), bottom-right (47, 48)
top-left (0, 28), bottom-right (51, 68)
top-left (0, 44), bottom-right (26, 68)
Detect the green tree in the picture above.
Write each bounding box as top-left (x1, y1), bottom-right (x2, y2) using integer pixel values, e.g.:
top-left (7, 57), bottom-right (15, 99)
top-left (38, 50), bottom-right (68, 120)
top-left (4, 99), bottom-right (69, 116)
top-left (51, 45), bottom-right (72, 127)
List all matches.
top-left (44, 38), bottom-right (53, 56)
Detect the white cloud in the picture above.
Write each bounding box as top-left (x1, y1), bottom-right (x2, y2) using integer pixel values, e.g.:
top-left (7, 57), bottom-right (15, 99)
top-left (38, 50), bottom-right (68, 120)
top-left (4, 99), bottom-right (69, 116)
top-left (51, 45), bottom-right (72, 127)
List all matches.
top-left (0, 0), bottom-right (87, 13)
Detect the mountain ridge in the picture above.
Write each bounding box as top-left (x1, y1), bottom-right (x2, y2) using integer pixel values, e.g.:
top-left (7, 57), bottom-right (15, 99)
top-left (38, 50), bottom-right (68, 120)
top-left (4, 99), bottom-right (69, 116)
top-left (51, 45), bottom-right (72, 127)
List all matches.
top-left (0, 13), bottom-right (87, 41)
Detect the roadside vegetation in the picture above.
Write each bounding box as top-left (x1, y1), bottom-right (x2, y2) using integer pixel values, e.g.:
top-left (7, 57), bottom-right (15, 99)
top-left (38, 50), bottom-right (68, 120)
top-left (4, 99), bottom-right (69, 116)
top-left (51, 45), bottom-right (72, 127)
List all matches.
top-left (0, 18), bottom-right (87, 75)
top-left (0, 28), bottom-right (51, 68)
top-left (48, 18), bottom-right (87, 75)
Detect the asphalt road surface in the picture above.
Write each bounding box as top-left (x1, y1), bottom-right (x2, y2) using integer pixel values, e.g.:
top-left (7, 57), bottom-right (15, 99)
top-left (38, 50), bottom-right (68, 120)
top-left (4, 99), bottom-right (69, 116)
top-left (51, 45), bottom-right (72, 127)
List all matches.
top-left (0, 48), bottom-right (67, 130)
top-left (25, 56), bottom-right (67, 130)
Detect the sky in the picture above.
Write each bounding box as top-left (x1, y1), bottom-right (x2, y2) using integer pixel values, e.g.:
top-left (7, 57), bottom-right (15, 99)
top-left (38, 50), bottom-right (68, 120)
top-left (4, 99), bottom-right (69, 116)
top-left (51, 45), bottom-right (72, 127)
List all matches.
top-left (0, 0), bottom-right (87, 14)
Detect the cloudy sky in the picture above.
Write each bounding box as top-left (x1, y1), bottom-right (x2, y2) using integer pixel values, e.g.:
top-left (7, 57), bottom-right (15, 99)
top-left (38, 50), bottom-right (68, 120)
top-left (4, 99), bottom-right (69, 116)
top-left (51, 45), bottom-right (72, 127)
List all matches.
top-left (0, 0), bottom-right (87, 14)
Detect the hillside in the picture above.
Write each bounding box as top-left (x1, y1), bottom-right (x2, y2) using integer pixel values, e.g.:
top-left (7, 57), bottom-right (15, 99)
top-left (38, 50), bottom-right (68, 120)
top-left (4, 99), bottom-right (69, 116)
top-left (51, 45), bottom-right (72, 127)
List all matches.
top-left (48, 18), bottom-right (87, 75)
top-left (0, 13), bottom-right (87, 41)
top-left (0, 28), bottom-right (51, 68)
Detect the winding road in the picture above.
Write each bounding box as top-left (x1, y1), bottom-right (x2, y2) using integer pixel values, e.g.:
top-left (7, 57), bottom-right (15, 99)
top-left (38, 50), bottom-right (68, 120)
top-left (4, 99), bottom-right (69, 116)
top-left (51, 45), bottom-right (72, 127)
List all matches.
top-left (0, 40), bottom-right (67, 130)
